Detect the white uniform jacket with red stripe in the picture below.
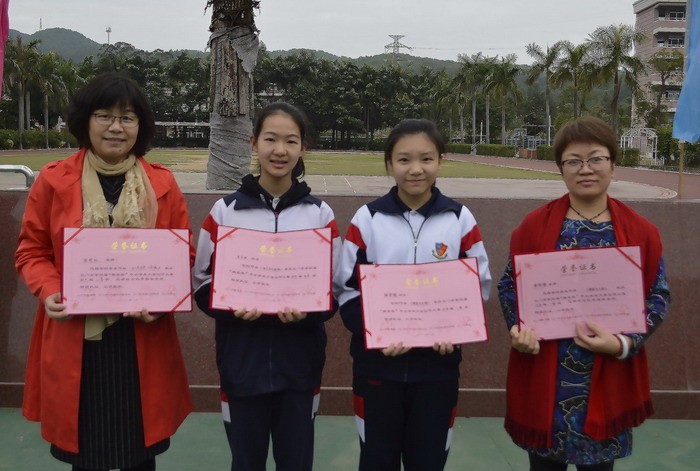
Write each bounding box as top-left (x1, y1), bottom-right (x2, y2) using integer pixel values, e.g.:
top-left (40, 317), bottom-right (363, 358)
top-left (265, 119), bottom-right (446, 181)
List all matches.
top-left (333, 186), bottom-right (491, 382)
top-left (193, 176), bottom-right (341, 397)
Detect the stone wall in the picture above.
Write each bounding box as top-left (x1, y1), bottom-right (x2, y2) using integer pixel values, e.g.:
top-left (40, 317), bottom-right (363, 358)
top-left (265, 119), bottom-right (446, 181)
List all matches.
top-left (1, 191), bottom-right (698, 418)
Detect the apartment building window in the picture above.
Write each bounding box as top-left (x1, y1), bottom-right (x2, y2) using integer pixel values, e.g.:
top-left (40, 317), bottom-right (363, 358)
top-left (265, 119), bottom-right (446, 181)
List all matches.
top-left (667, 36), bottom-right (685, 47)
top-left (658, 8), bottom-right (686, 20)
top-left (665, 90), bottom-right (681, 101)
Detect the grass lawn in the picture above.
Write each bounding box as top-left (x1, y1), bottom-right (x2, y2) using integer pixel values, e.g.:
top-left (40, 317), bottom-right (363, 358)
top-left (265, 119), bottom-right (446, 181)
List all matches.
top-left (0, 149), bottom-right (560, 180)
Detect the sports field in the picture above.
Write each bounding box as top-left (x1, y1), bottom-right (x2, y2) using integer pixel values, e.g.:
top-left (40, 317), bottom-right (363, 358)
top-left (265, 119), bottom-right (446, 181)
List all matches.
top-left (0, 149), bottom-right (560, 180)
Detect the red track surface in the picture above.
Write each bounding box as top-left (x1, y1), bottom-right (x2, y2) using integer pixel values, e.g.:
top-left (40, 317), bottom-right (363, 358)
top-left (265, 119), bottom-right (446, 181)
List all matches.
top-left (447, 154), bottom-right (700, 200)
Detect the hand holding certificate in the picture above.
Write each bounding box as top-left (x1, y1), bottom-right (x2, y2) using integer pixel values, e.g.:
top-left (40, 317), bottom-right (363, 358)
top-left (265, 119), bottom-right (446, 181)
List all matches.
top-left (513, 246), bottom-right (646, 340)
top-left (211, 227), bottom-right (333, 313)
top-left (359, 258), bottom-right (488, 349)
top-left (62, 228), bottom-right (192, 315)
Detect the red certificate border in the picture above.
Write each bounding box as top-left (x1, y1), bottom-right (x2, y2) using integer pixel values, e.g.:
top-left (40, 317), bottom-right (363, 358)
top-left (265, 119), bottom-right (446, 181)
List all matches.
top-left (210, 226), bottom-right (333, 314)
top-left (512, 245), bottom-right (647, 339)
top-left (61, 227), bottom-right (193, 315)
top-left (358, 257), bottom-right (489, 350)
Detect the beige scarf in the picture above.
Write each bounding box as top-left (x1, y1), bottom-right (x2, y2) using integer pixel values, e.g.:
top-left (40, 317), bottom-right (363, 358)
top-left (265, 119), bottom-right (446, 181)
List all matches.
top-left (81, 149), bottom-right (158, 340)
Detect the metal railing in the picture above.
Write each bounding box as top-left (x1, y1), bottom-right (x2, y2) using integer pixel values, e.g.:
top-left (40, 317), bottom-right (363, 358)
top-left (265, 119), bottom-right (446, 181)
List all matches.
top-left (0, 165), bottom-right (35, 188)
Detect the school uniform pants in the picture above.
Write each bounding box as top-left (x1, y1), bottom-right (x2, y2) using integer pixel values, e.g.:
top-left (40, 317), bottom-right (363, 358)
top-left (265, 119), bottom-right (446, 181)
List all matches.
top-left (220, 388), bottom-right (319, 471)
top-left (352, 376), bottom-right (459, 471)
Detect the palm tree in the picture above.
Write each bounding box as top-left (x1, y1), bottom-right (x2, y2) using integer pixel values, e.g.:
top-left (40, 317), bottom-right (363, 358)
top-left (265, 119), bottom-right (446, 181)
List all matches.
top-left (587, 24), bottom-right (646, 136)
top-left (525, 42), bottom-right (562, 144)
top-left (485, 54), bottom-right (523, 145)
top-left (206, 0), bottom-right (261, 189)
top-left (450, 73), bottom-right (469, 143)
top-left (456, 52), bottom-right (496, 146)
top-left (551, 41), bottom-right (593, 120)
top-left (4, 37), bottom-right (40, 149)
top-left (35, 52), bottom-right (68, 148)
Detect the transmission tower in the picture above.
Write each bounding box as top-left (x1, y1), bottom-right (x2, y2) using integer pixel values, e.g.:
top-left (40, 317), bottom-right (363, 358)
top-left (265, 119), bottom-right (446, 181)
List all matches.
top-left (106, 26), bottom-right (112, 45)
top-left (384, 35), bottom-right (412, 62)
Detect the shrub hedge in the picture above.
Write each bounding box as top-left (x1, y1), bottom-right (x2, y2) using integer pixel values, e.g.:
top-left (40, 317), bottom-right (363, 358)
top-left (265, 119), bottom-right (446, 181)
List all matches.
top-left (445, 143), bottom-right (472, 154)
top-left (475, 144), bottom-right (517, 158)
top-left (536, 145), bottom-right (554, 161)
top-left (617, 147), bottom-right (640, 167)
top-left (0, 130), bottom-right (77, 149)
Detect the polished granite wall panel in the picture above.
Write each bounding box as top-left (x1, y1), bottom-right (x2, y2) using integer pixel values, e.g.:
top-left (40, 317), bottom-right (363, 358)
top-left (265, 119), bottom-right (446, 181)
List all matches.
top-left (1, 190), bottom-right (698, 418)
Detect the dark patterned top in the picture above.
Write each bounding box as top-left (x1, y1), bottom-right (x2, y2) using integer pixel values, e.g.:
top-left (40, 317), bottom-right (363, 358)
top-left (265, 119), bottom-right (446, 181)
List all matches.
top-left (498, 218), bottom-right (670, 465)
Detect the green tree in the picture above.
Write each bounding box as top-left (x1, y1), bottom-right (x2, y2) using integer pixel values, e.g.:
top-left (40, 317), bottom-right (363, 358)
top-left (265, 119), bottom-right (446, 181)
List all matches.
top-left (4, 37), bottom-right (41, 149)
top-left (525, 42), bottom-right (562, 144)
top-left (587, 24), bottom-right (645, 136)
top-left (35, 52), bottom-right (69, 148)
top-left (551, 41), bottom-right (594, 120)
top-left (645, 48), bottom-right (684, 127)
top-left (485, 54), bottom-right (523, 145)
top-left (457, 52), bottom-right (497, 145)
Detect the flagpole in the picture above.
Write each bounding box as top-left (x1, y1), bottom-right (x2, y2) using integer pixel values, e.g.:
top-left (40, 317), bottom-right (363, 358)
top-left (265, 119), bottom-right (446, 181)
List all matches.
top-left (677, 0), bottom-right (693, 199)
top-left (678, 141), bottom-right (685, 199)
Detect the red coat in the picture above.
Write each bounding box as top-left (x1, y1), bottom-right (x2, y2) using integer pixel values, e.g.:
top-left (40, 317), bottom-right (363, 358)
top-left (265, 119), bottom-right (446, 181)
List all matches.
top-left (15, 149), bottom-right (193, 453)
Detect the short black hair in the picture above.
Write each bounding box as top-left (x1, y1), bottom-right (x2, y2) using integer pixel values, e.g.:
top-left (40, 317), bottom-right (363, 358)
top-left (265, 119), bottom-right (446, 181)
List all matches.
top-left (67, 73), bottom-right (155, 156)
top-left (252, 102), bottom-right (308, 179)
top-left (384, 119), bottom-right (445, 169)
top-left (553, 117), bottom-right (617, 169)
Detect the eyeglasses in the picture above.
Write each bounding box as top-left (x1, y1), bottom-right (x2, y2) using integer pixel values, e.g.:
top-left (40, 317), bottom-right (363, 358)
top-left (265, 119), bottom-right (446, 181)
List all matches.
top-left (92, 113), bottom-right (139, 128)
top-left (561, 156), bottom-right (611, 171)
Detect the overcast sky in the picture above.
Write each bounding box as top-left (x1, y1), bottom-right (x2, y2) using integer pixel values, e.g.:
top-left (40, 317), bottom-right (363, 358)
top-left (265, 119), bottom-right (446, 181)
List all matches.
top-left (9, 0), bottom-right (637, 64)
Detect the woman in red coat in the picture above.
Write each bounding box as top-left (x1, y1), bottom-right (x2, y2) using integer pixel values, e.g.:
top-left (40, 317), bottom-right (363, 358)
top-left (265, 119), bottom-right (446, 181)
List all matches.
top-left (15, 74), bottom-right (192, 471)
top-left (498, 117), bottom-right (670, 471)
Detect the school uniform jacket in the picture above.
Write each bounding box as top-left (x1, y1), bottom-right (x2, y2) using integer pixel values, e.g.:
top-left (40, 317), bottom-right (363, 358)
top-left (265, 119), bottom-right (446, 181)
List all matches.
top-left (193, 175), bottom-right (341, 397)
top-left (15, 148), bottom-right (193, 453)
top-left (333, 186), bottom-right (492, 382)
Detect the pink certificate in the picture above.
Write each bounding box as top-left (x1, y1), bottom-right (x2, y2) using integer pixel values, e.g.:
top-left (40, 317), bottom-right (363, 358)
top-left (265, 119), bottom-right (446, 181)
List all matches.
top-left (358, 259), bottom-right (488, 349)
top-left (211, 227), bottom-right (333, 313)
top-left (513, 246), bottom-right (646, 340)
top-left (62, 228), bottom-right (192, 315)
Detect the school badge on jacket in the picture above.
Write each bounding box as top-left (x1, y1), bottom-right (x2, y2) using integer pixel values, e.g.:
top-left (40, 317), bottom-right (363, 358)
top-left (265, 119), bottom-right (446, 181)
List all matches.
top-left (432, 242), bottom-right (448, 259)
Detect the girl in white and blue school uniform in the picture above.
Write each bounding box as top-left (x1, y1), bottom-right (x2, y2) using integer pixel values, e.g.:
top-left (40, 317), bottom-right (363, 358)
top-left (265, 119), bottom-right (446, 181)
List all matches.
top-left (333, 119), bottom-right (492, 471)
top-left (193, 102), bottom-right (341, 471)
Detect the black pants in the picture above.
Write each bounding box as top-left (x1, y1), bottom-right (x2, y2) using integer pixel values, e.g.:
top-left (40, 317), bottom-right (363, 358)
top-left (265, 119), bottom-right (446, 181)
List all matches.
top-left (72, 457), bottom-right (155, 471)
top-left (529, 453), bottom-right (615, 471)
top-left (221, 388), bottom-right (318, 471)
top-left (353, 376), bottom-right (459, 471)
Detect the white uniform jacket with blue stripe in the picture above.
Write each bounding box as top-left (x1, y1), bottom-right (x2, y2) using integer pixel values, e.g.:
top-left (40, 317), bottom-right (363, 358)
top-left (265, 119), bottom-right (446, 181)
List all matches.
top-left (333, 186), bottom-right (491, 382)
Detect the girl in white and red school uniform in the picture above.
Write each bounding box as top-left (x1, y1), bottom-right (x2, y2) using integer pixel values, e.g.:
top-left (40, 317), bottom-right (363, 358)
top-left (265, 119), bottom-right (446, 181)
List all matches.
top-left (193, 102), bottom-right (340, 471)
top-left (333, 119), bottom-right (491, 471)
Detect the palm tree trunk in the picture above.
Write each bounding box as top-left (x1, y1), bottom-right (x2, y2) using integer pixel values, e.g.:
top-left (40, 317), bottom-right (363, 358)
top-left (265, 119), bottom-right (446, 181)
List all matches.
top-left (501, 96), bottom-right (506, 145)
top-left (459, 103), bottom-right (464, 143)
top-left (206, 0), bottom-right (259, 190)
top-left (611, 71), bottom-right (621, 137)
top-left (485, 94), bottom-right (491, 144)
top-left (25, 91), bottom-right (31, 131)
top-left (471, 95), bottom-right (477, 144)
top-left (544, 72), bottom-right (551, 145)
top-left (448, 114), bottom-right (453, 143)
top-left (18, 83), bottom-right (25, 150)
top-left (44, 94), bottom-right (50, 149)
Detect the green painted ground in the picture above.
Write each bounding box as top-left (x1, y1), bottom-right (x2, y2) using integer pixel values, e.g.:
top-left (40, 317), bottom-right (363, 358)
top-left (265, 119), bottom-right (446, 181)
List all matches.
top-left (1, 409), bottom-right (698, 470)
top-left (0, 150), bottom-right (560, 180)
